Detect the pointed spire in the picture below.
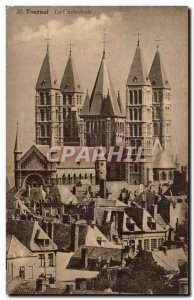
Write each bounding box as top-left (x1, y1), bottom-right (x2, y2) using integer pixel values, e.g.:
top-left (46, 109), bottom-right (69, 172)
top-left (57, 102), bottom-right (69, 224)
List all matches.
top-left (149, 46), bottom-right (170, 88)
top-left (126, 42), bottom-right (150, 86)
top-left (117, 91), bottom-right (123, 115)
top-left (81, 90), bottom-right (90, 115)
top-left (36, 44), bottom-right (59, 90)
top-left (14, 121), bottom-right (22, 153)
top-left (86, 52), bottom-right (122, 117)
top-left (60, 49), bottom-right (83, 94)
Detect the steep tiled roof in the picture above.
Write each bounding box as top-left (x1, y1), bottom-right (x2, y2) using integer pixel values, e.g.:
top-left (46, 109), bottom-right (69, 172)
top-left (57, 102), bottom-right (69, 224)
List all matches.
top-left (81, 91), bottom-right (90, 115)
top-left (81, 52), bottom-right (123, 117)
top-left (56, 185), bottom-right (77, 204)
top-left (36, 47), bottom-right (59, 90)
top-left (152, 247), bottom-right (187, 272)
top-left (126, 44), bottom-right (150, 86)
top-left (153, 150), bottom-right (176, 169)
top-left (7, 235), bottom-right (36, 259)
top-left (149, 48), bottom-right (170, 88)
top-left (6, 187), bottom-right (17, 209)
top-left (72, 246), bottom-right (122, 262)
top-left (60, 53), bottom-right (83, 93)
top-left (7, 220), bottom-right (57, 252)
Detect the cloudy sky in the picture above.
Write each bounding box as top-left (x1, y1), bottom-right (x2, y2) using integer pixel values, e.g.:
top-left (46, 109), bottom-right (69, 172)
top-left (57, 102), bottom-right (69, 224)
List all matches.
top-left (6, 6), bottom-right (188, 173)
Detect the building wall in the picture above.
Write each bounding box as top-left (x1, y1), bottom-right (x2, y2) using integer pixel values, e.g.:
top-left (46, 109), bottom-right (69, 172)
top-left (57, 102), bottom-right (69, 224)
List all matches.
top-left (7, 256), bottom-right (38, 282)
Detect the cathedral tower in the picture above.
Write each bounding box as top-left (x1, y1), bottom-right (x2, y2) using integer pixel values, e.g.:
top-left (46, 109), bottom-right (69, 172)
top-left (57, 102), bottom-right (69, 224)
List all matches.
top-left (126, 39), bottom-right (153, 185)
top-left (149, 45), bottom-right (171, 155)
top-left (35, 44), bottom-right (63, 146)
top-left (80, 48), bottom-right (125, 147)
top-left (60, 44), bottom-right (84, 146)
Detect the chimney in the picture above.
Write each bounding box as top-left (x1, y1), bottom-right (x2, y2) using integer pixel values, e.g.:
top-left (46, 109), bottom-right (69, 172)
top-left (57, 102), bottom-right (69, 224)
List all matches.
top-left (150, 204), bottom-right (158, 218)
top-left (71, 222), bottom-right (79, 252)
top-left (48, 222), bottom-right (54, 241)
top-left (81, 247), bottom-right (88, 269)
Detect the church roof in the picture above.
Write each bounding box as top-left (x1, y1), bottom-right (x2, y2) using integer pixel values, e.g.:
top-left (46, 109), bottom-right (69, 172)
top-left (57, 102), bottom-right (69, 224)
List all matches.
top-left (153, 150), bottom-right (176, 169)
top-left (81, 52), bottom-right (123, 117)
top-left (149, 48), bottom-right (170, 88)
top-left (126, 43), bottom-right (150, 86)
top-left (36, 46), bottom-right (59, 90)
top-left (60, 53), bottom-right (83, 93)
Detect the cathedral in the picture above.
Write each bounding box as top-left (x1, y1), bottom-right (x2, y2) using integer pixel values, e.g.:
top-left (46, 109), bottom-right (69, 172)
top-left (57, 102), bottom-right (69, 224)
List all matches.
top-left (13, 37), bottom-right (176, 190)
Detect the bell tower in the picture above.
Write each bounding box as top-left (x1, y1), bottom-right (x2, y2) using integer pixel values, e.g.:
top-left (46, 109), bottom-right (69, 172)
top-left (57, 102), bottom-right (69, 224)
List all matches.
top-left (60, 41), bottom-right (84, 146)
top-left (35, 42), bottom-right (63, 146)
top-left (126, 37), bottom-right (153, 185)
top-left (149, 43), bottom-right (171, 155)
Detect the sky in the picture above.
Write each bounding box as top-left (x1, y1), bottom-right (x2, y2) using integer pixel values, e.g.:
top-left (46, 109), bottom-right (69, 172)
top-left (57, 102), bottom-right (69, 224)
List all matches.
top-left (6, 6), bottom-right (188, 174)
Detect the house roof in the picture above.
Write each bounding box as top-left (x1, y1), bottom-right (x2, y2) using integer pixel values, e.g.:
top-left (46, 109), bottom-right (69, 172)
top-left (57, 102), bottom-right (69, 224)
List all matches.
top-left (133, 191), bottom-right (155, 208)
top-left (56, 185), bottom-right (77, 204)
top-left (149, 48), bottom-right (170, 89)
top-left (153, 150), bottom-right (176, 169)
top-left (7, 220), bottom-right (57, 252)
top-left (81, 52), bottom-right (123, 117)
top-left (126, 43), bottom-right (150, 86)
top-left (72, 246), bottom-right (122, 262)
top-left (36, 47), bottom-right (59, 90)
top-left (152, 247), bottom-right (187, 272)
top-left (7, 235), bottom-right (37, 259)
top-left (60, 53), bottom-right (83, 93)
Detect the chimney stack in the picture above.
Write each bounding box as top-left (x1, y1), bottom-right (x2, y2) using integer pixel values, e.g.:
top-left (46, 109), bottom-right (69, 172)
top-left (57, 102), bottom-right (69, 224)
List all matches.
top-left (81, 247), bottom-right (88, 269)
top-left (71, 222), bottom-right (79, 252)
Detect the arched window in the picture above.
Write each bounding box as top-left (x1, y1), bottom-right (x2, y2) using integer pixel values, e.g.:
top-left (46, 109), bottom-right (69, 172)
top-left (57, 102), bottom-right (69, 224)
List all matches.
top-left (130, 90), bottom-right (133, 105)
top-left (136, 139), bottom-right (142, 147)
top-left (41, 124), bottom-right (45, 137)
top-left (62, 174), bottom-right (66, 185)
top-left (46, 124), bottom-right (51, 137)
top-left (139, 125), bottom-right (142, 136)
top-left (156, 106), bottom-right (160, 119)
top-left (130, 109), bottom-right (133, 120)
top-left (46, 109), bottom-right (50, 121)
top-left (139, 90), bottom-right (142, 104)
top-left (46, 93), bottom-right (50, 105)
top-left (40, 109), bottom-right (44, 121)
top-left (130, 125), bottom-right (133, 136)
top-left (134, 90), bottom-right (138, 104)
top-left (134, 108), bottom-right (138, 120)
top-left (139, 108), bottom-right (142, 120)
top-left (131, 140), bottom-right (136, 147)
top-left (134, 124), bottom-right (138, 136)
top-left (94, 122), bottom-right (97, 133)
top-left (162, 171), bottom-right (166, 180)
top-left (40, 93), bottom-right (44, 105)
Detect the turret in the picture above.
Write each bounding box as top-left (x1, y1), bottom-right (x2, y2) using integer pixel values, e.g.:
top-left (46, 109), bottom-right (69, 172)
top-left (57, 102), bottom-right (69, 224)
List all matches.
top-left (95, 146), bottom-right (107, 198)
top-left (14, 122), bottom-right (23, 189)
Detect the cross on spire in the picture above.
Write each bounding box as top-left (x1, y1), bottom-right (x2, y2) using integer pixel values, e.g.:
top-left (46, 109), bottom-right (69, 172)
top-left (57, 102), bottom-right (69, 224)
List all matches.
top-left (100, 29), bottom-right (109, 58)
top-left (45, 27), bottom-right (51, 51)
top-left (134, 33), bottom-right (142, 46)
top-left (67, 40), bottom-right (75, 56)
top-left (154, 39), bottom-right (162, 49)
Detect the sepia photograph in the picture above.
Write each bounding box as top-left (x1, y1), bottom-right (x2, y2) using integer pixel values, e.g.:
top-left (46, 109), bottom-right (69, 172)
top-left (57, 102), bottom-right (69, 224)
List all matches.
top-left (6, 6), bottom-right (189, 295)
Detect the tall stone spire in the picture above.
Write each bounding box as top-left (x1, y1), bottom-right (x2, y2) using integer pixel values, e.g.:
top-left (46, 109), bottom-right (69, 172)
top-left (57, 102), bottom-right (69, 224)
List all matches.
top-left (87, 51), bottom-right (123, 117)
top-left (126, 42), bottom-right (150, 86)
top-left (14, 122), bottom-right (22, 154)
top-left (149, 46), bottom-right (170, 88)
top-left (60, 50), bottom-right (83, 94)
top-left (36, 45), bottom-right (59, 90)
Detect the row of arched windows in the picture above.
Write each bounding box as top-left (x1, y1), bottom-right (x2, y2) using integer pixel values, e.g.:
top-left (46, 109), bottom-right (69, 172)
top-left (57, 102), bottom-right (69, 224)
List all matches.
top-left (129, 124), bottom-right (142, 137)
top-left (152, 106), bottom-right (161, 119)
top-left (40, 109), bottom-right (50, 121)
top-left (63, 94), bottom-right (82, 106)
top-left (129, 90), bottom-right (142, 105)
top-left (129, 108), bottom-right (142, 121)
top-left (39, 92), bottom-right (61, 106)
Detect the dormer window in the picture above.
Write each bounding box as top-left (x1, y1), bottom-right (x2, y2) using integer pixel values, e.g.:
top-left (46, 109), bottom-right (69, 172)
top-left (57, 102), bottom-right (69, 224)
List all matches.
top-left (41, 80), bottom-right (46, 86)
top-left (165, 80), bottom-right (168, 85)
top-left (78, 84), bottom-right (80, 88)
top-left (152, 79), bottom-right (156, 85)
top-left (54, 79), bottom-right (57, 85)
top-left (65, 84), bottom-right (69, 89)
top-left (133, 76), bottom-right (137, 83)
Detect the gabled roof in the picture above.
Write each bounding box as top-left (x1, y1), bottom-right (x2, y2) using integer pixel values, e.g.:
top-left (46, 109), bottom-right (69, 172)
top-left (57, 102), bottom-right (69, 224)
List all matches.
top-left (60, 53), bottom-right (83, 93)
top-left (149, 48), bottom-right (170, 89)
top-left (153, 150), bottom-right (176, 169)
top-left (126, 43), bottom-right (150, 86)
top-left (7, 235), bottom-right (36, 259)
top-left (7, 220), bottom-right (57, 252)
top-left (82, 52), bottom-right (123, 117)
top-left (36, 46), bottom-right (59, 90)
